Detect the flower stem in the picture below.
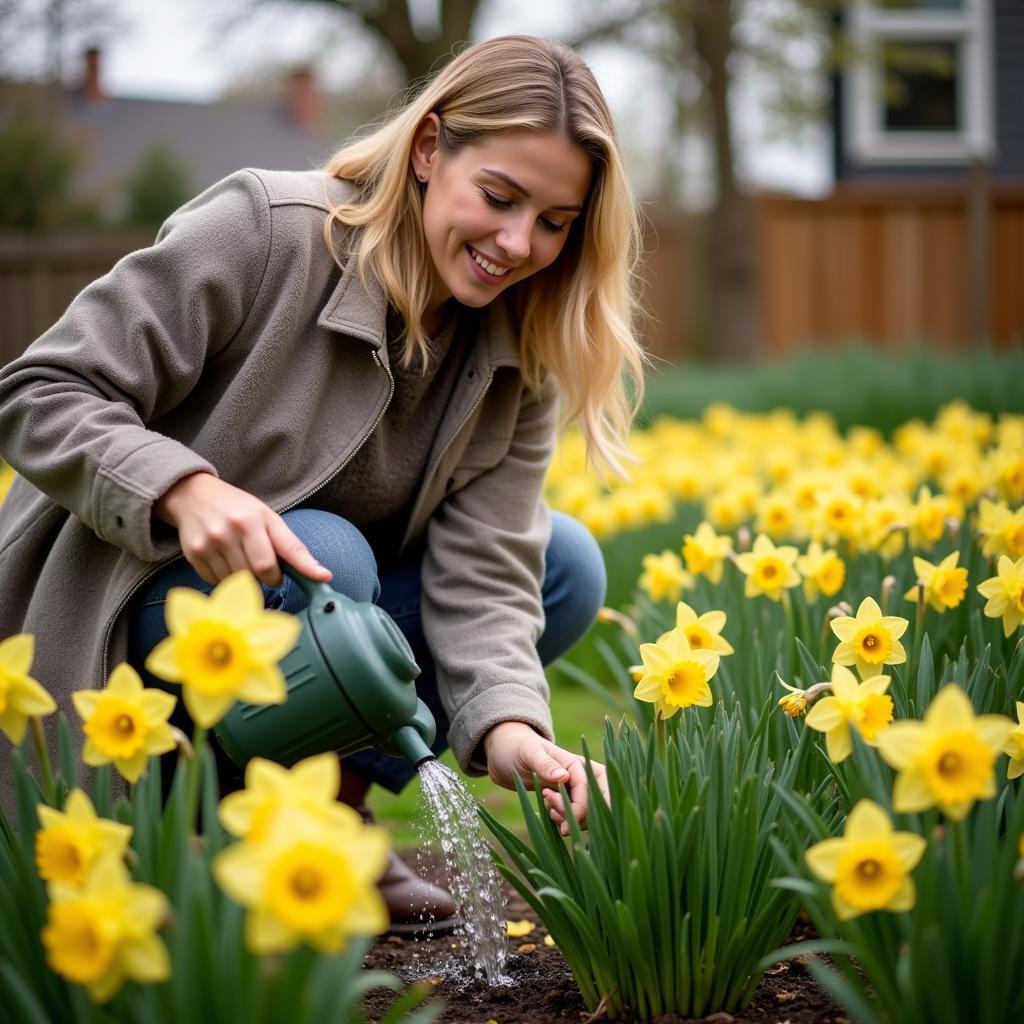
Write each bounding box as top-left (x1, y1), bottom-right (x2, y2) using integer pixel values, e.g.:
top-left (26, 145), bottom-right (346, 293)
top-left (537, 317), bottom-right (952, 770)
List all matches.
top-left (655, 714), bottom-right (666, 757)
top-left (912, 589), bottom-right (927, 669)
top-left (184, 726), bottom-right (208, 835)
top-left (781, 589), bottom-right (797, 673)
top-left (29, 717), bottom-right (56, 804)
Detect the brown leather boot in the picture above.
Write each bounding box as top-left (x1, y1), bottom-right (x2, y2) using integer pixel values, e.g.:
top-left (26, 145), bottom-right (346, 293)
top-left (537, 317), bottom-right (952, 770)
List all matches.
top-left (357, 806), bottom-right (459, 937)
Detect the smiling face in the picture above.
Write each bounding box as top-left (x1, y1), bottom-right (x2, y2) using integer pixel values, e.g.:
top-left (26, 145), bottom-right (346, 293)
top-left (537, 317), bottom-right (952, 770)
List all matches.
top-left (411, 117), bottom-right (593, 332)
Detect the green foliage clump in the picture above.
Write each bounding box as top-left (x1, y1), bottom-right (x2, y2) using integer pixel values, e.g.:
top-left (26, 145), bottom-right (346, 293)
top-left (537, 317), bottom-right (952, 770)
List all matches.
top-left (483, 704), bottom-right (833, 1020)
top-left (0, 100), bottom-right (100, 230)
top-left (120, 144), bottom-right (193, 227)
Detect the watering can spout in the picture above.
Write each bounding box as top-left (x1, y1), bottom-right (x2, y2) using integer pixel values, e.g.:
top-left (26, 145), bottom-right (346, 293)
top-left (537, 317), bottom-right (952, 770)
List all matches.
top-left (389, 698), bottom-right (437, 767)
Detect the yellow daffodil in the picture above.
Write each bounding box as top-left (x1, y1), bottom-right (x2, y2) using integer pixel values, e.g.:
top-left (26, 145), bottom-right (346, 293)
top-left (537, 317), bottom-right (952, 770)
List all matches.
top-left (218, 753), bottom-right (360, 841)
top-left (804, 664), bottom-right (894, 763)
top-left (797, 541), bottom-right (846, 603)
top-left (735, 534), bottom-right (801, 602)
top-left (638, 550), bottom-right (693, 604)
top-left (830, 597), bottom-right (908, 680)
top-left (805, 800), bottom-right (926, 920)
top-left (904, 551), bottom-right (969, 612)
top-left (976, 555), bottom-right (1024, 637)
top-left (1005, 702), bottom-right (1024, 781)
top-left (0, 633), bottom-right (56, 745)
top-left (991, 447), bottom-right (1024, 503)
top-left (817, 488), bottom-right (862, 545)
top-left (860, 496), bottom-right (908, 560)
top-left (578, 497), bottom-right (617, 542)
top-left (779, 691), bottom-right (808, 717)
top-left (705, 488), bottom-right (746, 533)
top-left (755, 490), bottom-right (797, 541)
top-left (876, 684), bottom-right (1014, 821)
top-left (144, 570), bottom-right (301, 728)
top-left (35, 789), bottom-right (132, 888)
top-left (909, 486), bottom-right (951, 551)
top-left (633, 627), bottom-right (719, 719)
top-left (42, 855), bottom-right (170, 1003)
top-left (940, 464), bottom-right (985, 511)
top-left (212, 806), bottom-right (389, 955)
top-left (977, 499), bottom-right (1024, 561)
top-left (658, 601), bottom-right (734, 656)
top-left (72, 664), bottom-right (177, 783)
top-left (681, 521), bottom-right (733, 585)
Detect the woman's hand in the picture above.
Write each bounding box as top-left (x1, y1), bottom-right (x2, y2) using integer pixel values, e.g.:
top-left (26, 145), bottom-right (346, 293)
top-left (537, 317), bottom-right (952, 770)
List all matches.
top-left (482, 721), bottom-right (610, 835)
top-left (153, 471), bottom-right (332, 588)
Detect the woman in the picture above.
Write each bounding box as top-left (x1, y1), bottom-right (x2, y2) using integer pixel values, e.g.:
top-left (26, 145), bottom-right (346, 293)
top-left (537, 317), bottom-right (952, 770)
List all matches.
top-left (0, 35), bottom-right (645, 932)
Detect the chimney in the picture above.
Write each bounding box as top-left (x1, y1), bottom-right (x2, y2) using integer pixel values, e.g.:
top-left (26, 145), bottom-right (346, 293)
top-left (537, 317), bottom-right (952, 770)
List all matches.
top-left (288, 68), bottom-right (320, 131)
top-left (82, 47), bottom-right (103, 103)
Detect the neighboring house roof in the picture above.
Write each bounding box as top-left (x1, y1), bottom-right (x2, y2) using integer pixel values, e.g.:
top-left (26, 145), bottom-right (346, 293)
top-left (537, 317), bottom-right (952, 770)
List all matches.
top-left (0, 50), bottom-right (385, 217)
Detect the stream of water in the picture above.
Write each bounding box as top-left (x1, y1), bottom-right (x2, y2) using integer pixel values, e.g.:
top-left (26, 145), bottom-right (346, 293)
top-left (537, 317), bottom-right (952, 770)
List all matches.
top-left (415, 758), bottom-right (509, 985)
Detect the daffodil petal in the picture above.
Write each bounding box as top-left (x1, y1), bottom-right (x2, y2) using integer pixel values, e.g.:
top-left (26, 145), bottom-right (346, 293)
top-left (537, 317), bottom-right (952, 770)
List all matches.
top-left (844, 800), bottom-right (892, 842)
top-left (805, 837), bottom-right (845, 881)
top-left (145, 638), bottom-right (182, 683)
top-left (892, 766), bottom-right (935, 814)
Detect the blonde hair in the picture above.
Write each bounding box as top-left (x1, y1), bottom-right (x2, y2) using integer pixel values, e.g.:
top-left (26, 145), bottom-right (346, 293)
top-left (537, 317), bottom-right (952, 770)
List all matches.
top-left (322, 34), bottom-right (646, 477)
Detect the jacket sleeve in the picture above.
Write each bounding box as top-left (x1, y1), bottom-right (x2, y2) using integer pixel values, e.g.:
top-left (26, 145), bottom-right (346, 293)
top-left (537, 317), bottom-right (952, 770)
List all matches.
top-left (421, 376), bottom-right (561, 776)
top-left (0, 170), bottom-right (271, 562)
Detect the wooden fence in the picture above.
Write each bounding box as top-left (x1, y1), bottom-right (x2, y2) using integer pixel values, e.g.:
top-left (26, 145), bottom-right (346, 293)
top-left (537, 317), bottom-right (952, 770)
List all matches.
top-left (2, 187), bottom-right (1022, 367)
top-left (0, 232), bottom-right (152, 366)
top-left (755, 185), bottom-right (1024, 353)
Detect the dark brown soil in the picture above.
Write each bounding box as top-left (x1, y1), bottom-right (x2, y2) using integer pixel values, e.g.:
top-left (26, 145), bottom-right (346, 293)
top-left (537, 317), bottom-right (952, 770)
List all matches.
top-left (363, 866), bottom-right (846, 1024)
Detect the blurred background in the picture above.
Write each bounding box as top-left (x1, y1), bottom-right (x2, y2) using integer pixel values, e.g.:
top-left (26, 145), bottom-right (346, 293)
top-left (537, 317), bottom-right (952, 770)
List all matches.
top-left (1, 0), bottom-right (1021, 369)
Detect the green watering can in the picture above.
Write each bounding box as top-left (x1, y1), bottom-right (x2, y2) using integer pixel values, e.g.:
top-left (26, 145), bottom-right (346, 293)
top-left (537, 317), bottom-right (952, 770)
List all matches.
top-left (214, 562), bottom-right (437, 770)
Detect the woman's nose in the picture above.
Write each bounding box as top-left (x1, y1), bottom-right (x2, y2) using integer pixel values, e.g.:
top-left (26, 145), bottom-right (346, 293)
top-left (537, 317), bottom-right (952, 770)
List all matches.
top-left (495, 220), bottom-right (531, 264)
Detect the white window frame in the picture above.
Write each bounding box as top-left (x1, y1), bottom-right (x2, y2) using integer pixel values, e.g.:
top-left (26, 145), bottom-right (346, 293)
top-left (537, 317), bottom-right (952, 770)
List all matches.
top-left (846, 0), bottom-right (995, 164)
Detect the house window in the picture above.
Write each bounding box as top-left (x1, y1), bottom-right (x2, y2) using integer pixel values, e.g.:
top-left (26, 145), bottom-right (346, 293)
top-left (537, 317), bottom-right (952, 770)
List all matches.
top-left (846, 0), bottom-right (993, 163)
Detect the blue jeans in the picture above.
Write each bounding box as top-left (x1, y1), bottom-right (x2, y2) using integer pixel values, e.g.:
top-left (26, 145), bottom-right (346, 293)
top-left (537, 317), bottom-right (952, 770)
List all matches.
top-left (125, 509), bottom-right (606, 794)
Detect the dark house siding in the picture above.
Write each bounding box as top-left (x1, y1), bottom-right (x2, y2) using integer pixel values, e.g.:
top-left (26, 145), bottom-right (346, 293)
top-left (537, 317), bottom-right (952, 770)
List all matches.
top-left (835, 0), bottom-right (1024, 182)
top-left (994, 0), bottom-right (1024, 177)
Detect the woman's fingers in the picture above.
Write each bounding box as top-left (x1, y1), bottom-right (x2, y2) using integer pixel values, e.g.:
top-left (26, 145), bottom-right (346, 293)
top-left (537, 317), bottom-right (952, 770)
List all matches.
top-left (541, 758), bottom-right (610, 835)
top-left (266, 514), bottom-right (332, 583)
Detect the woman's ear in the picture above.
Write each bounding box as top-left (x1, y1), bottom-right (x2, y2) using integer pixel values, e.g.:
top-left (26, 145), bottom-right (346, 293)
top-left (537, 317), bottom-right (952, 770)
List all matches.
top-left (410, 112), bottom-right (442, 183)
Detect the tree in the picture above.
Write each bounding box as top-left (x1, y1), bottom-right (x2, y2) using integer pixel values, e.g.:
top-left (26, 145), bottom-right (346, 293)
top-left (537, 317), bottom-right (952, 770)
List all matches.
top-left (274, 0), bottom-right (482, 84)
top-left (0, 98), bottom-right (99, 228)
top-left (0, 0), bottom-right (121, 83)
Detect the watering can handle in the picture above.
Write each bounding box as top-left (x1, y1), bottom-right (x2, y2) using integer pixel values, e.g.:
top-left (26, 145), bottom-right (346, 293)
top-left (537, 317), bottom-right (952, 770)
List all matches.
top-left (279, 558), bottom-right (337, 605)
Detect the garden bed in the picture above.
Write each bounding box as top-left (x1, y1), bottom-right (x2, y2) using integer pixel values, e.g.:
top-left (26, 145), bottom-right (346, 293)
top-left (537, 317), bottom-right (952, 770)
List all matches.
top-left (363, 862), bottom-right (844, 1024)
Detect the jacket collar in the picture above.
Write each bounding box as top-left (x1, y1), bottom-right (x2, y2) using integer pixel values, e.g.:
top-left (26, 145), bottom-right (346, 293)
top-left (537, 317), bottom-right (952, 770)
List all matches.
top-left (317, 263), bottom-right (522, 369)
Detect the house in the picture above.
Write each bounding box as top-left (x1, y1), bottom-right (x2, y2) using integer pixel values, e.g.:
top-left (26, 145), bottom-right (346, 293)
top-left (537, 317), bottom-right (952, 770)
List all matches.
top-left (0, 47), bottom-right (384, 220)
top-left (835, 0), bottom-right (1019, 182)
top-left (755, 0), bottom-right (1023, 353)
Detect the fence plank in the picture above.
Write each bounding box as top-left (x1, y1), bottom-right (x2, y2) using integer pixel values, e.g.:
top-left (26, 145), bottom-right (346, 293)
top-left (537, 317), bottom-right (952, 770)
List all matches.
top-left (755, 187), bottom-right (1024, 353)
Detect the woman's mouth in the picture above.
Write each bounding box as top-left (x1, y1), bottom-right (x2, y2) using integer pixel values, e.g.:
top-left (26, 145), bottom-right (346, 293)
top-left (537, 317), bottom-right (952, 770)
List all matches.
top-left (466, 245), bottom-right (511, 284)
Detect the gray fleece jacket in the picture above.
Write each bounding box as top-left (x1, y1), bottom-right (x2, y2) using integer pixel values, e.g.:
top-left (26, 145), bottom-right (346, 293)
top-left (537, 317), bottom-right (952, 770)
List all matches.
top-left (0, 168), bottom-right (558, 800)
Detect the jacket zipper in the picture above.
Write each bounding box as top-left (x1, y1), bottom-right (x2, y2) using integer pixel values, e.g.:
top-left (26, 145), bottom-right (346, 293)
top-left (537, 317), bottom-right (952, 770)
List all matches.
top-left (99, 351), bottom-right (395, 683)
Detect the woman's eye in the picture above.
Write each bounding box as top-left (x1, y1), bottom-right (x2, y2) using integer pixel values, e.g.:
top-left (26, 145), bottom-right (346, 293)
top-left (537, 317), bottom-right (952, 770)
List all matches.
top-left (541, 218), bottom-right (567, 234)
top-left (481, 189), bottom-right (512, 209)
